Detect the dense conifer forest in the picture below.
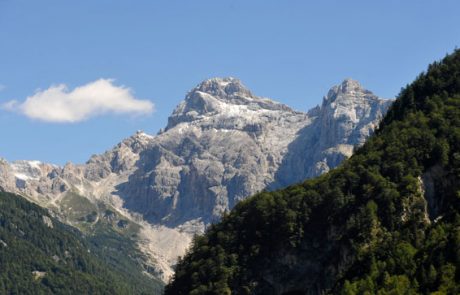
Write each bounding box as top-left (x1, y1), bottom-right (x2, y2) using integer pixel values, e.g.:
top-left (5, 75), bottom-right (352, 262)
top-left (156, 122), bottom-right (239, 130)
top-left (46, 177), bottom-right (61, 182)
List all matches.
top-left (0, 191), bottom-right (163, 294)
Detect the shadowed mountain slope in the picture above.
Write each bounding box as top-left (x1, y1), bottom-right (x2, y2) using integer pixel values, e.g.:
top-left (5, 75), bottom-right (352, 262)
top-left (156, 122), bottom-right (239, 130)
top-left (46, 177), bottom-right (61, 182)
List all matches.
top-left (0, 191), bottom-right (163, 294)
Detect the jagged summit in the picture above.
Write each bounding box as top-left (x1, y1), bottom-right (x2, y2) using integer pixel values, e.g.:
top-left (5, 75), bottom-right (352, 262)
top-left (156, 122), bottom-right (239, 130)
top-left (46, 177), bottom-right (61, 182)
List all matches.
top-left (339, 78), bottom-right (365, 93)
top-left (192, 77), bottom-right (252, 98)
top-left (132, 130), bottom-right (154, 141)
top-left (166, 77), bottom-right (296, 130)
top-left (322, 78), bottom-right (380, 107)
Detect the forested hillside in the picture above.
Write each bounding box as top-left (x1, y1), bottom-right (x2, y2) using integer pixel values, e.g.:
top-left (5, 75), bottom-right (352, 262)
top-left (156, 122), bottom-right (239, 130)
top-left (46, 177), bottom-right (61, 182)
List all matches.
top-left (0, 191), bottom-right (163, 294)
top-left (165, 50), bottom-right (460, 294)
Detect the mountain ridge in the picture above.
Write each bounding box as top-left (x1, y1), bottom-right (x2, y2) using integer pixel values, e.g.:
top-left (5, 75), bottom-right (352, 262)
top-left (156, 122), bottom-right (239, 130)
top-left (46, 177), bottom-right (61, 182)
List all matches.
top-left (0, 77), bottom-right (392, 281)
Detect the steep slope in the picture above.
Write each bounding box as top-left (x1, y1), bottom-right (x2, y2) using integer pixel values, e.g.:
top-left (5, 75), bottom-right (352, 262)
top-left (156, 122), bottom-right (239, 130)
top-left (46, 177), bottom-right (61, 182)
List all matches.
top-left (165, 51), bottom-right (460, 294)
top-left (0, 191), bottom-right (163, 294)
top-left (118, 78), bottom-right (311, 227)
top-left (273, 79), bottom-right (391, 188)
top-left (0, 78), bottom-right (391, 280)
top-left (0, 135), bottom-right (193, 281)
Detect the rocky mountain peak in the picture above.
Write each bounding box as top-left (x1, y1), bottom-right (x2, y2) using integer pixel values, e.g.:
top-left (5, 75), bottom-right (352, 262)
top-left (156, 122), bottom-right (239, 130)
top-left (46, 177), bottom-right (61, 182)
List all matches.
top-left (193, 77), bottom-right (252, 98)
top-left (317, 79), bottom-right (393, 151)
top-left (323, 78), bottom-right (375, 107)
top-left (340, 78), bottom-right (364, 93)
top-left (165, 77), bottom-right (296, 130)
top-left (131, 130), bottom-right (154, 143)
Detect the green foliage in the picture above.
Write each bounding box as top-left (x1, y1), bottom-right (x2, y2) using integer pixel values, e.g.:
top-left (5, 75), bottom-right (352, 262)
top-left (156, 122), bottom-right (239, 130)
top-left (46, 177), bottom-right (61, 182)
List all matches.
top-left (165, 49), bottom-right (460, 294)
top-left (60, 191), bottom-right (98, 220)
top-left (0, 191), bottom-right (163, 294)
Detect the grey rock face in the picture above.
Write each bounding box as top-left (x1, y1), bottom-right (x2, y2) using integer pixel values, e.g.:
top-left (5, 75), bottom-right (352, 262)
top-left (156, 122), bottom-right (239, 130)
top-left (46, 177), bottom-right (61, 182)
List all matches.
top-left (0, 78), bottom-right (392, 225)
top-left (118, 77), bottom-right (311, 225)
top-left (272, 79), bottom-right (393, 188)
top-left (0, 77), bottom-right (392, 279)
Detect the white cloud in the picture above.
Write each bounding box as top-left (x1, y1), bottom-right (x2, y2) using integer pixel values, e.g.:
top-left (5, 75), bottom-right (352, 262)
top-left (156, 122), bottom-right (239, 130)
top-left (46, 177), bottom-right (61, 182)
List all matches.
top-left (0, 84), bottom-right (5, 92)
top-left (2, 79), bottom-right (154, 123)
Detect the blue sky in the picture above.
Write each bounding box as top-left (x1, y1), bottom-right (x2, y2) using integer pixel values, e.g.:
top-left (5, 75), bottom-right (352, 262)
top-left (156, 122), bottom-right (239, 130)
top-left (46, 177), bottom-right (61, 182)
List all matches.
top-left (0, 0), bottom-right (459, 164)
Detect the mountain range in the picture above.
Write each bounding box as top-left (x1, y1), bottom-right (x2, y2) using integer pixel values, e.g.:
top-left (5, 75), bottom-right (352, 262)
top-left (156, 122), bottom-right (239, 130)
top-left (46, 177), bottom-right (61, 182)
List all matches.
top-left (0, 77), bottom-right (391, 282)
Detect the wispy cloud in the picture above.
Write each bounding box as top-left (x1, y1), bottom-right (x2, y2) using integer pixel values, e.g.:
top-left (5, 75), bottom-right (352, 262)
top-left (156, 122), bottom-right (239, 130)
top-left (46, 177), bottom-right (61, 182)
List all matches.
top-left (0, 84), bottom-right (5, 92)
top-left (1, 100), bottom-right (18, 111)
top-left (2, 79), bottom-right (154, 123)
